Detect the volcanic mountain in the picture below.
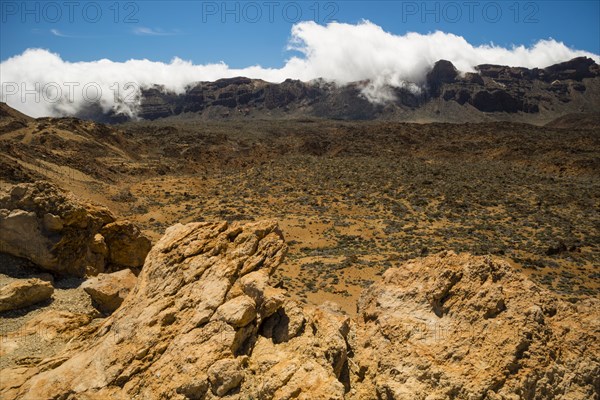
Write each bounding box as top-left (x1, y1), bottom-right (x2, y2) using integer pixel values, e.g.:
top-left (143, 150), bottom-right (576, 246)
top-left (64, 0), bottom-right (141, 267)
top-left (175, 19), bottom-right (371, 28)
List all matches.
top-left (83, 57), bottom-right (600, 125)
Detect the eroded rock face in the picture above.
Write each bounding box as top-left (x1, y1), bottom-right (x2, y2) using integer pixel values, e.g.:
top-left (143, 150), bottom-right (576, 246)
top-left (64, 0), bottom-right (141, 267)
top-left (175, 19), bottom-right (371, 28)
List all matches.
top-left (351, 251), bottom-right (600, 400)
top-left (0, 278), bottom-right (54, 312)
top-left (0, 220), bottom-right (351, 399)
top-left (0, 181), bottom-right (151, 276)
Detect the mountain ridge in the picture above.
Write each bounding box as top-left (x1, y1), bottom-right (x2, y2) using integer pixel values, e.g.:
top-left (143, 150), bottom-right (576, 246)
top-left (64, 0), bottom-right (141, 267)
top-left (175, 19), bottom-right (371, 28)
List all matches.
top-left (101, 56), bottom-right (600, 124)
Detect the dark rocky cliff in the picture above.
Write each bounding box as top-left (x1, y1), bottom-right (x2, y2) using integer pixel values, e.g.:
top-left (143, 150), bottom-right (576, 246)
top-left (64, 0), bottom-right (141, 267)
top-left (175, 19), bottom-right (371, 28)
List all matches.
top-left (81, 57), bottom-right (600, 123)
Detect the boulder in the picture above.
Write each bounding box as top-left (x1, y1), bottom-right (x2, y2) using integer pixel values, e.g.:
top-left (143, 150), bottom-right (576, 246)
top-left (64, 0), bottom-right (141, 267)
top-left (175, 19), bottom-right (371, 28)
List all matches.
top-left (259, 300), bottom-right (307, 344)
top-left (249, 301), bottom-right (350, 398)
top-left (100, 221), bottom-right (152, 268)
top-left (0, 181), bottom-right (151, 276)
top-left (82, 269), bottom-right (137, 314)
top-left (0, 278), bottom-right (54, 312)
top-left (212, 295), bottom-right (256, 328)
top-left (239, 270), bottom-right (286, 319)
top-left (175, 375), bottom-right (209, 400)
top-left (42, 213), bottom-right (63, 232)
top-left (0, 209), bottom-right (56, 268)
top-left (207, 358), bottom-right (244, 396)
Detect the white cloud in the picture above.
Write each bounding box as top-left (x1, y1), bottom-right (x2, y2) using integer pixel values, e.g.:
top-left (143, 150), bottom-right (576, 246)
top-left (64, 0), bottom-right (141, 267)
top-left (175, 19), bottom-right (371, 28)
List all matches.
top-left (133, 27), bottom-right (181, 36)
top-left (50, 29), bottom-right (70, 38)
top-left (1, 21), bottom-right (598, 118)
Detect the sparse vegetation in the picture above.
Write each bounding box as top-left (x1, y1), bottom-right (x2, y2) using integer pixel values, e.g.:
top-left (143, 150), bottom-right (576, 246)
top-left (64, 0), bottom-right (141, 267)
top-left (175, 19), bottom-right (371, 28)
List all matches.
top-left (1, 117), bottom-right (598, 313)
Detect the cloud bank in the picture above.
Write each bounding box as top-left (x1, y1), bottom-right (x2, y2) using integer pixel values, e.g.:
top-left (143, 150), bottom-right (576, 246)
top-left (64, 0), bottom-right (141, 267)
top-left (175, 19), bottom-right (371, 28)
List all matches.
top-left (1, 21), bottom-right (598, 118)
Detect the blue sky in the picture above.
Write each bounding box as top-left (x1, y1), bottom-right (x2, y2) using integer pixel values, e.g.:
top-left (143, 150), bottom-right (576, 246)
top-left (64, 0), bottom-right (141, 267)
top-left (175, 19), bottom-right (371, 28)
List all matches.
top-left (1, 1), bottom-right (599, 66)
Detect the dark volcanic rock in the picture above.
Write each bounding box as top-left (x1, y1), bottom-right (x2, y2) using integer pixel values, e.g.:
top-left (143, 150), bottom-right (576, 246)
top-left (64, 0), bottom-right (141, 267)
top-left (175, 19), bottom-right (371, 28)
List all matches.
top-left (138, 87), bottom-right (176, 120)
top-left (264, 79), bottom-right (318, 110)
top-left (80, 57), bottom-right (600, 122)
top-left (73, 102), bottom-right (130, 124)
top-left (313, 84), bottom-right (381, 120)
top-left (213, 76), bottom-right (252, 88)
top-left (543, 57), bottom-right (598, 82)
top-left (392, 86), bottom-right (425, 108)
top-left (461, 72), bottom-right (485, 85)
top-left (472, 90), bottom-right (522, 113)
top-left (427, 60), bottom-right (459, 96)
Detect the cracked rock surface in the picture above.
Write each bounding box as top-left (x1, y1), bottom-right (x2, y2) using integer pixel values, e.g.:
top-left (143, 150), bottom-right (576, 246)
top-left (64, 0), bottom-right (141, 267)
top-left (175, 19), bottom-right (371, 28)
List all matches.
top-left (351, 252), bottom-right (600, 400)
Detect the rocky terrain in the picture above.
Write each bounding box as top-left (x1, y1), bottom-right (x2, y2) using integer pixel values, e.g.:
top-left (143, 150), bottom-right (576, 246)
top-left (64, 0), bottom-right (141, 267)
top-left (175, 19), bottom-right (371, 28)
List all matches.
top-left (1, 219), bottom-right (598, 399)
top-left (87, 57), bottom-right (600, 125)
top-left (1, 102), bottom-right (599, 311)
top-left (0, 100), bottom-right (599, 398)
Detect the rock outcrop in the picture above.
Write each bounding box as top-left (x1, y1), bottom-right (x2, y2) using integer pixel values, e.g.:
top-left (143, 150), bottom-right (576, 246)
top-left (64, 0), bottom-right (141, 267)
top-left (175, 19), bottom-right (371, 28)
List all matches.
top-left (351, 251), bottom-right (600, 400)
top-left (0, 278), bottom-right (54, 312)
top-left (0, 220), bottom-right (351, 399)
top-left (426, 59), bottom-right (459, 96)
top-left (1, 223), bottom-right (598, 399)
top-left (0, 181), bottom-right (151, 276)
